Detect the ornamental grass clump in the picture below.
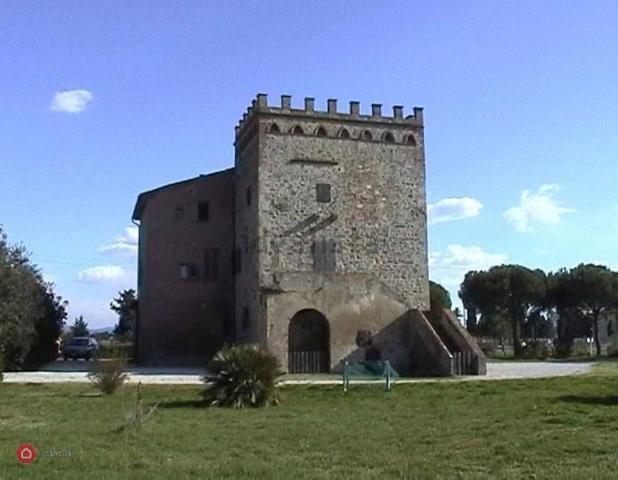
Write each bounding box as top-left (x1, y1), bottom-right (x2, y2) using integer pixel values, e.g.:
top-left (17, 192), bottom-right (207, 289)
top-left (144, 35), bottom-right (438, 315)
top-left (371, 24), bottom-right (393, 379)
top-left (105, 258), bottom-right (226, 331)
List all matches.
top-left (88, 350), bottom-right (128, 395)
top-left (202, 345), bottom-right (283, 408)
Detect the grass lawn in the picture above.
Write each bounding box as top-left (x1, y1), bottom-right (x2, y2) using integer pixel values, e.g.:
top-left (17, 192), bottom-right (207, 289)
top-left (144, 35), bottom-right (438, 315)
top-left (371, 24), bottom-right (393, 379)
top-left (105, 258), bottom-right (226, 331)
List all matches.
top-left (2, 364), bottom-right (618, 479)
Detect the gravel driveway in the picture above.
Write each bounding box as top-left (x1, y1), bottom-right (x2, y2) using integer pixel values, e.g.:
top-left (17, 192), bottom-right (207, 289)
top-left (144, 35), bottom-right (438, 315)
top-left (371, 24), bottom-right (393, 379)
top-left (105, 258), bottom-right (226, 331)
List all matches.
top-left (2, 360), bottom-right (594, 385)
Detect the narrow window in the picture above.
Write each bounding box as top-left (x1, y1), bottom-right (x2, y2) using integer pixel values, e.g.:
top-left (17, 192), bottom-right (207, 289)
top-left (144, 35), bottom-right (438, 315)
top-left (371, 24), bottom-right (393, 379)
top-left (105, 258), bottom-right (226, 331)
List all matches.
top-left (361, 130), bottom-right (373, 141)
top-left (338, 128), bottom-right (350, 139)
top-left (383, 132), bottom-right (395, 143)
top-left (312, 239), bottom-right (336, 273)
top-left (179, 263), bottom-right (198, 280)
top-left (268, 123), bottom-right (280, 133)
top-left (204, 248), bottom-right (220, 281)
top-left (198, 202), bottom-right (209, 222)
top-left (242, 307), bottom-right (250, 329)
top-left (406, 134), bottom-right (417, 145)
top-left (291, 125), bottom-right (304, 135)
top-left (316, 183), bottom-right (331, 203)
top-left (246, 186), bottom-right (252, 206)
top-left (315, 126), bottom-right (327, 137)
top-left (175, 207), bottom-right (184, 221)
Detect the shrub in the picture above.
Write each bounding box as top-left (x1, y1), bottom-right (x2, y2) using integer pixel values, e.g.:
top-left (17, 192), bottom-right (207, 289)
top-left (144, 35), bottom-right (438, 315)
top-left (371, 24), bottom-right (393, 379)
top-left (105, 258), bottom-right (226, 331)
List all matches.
top-left (521, 340), bottom-right (554, 359)
top-left (570, 339), bottom-right (594, 357)
top-left (98, 341), bottom-right (133, 361)
top-left (203, 345), bottom-right (283, 408)
top-left (554, 341), bottom-right (573, 358)
top-left (607, 342), bottom-right (618, 358)
top-left (88, 351), bottom-right (128, 395)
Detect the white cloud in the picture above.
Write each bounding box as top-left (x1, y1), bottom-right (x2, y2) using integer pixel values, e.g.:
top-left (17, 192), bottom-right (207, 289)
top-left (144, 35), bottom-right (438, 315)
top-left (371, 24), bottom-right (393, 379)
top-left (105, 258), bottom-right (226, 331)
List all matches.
top-left (50, 89), bottom-right (93, 113)
top-left (430, 244), bottom-right (508, 288)
top-left (503, 184), bottom-right (574, 232)
top-left (98, 226), bottom-right (139, 257)
top-left (428, 197), bottom-right (483, 225)
top-left (429, 244), bottom-right (508, 310)
top-left (78, 265), bottom-right (127, 284)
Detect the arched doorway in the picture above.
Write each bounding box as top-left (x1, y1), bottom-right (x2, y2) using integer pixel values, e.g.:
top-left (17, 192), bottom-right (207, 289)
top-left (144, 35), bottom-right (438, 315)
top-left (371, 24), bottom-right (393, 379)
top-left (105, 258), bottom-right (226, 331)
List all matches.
top-left (288, 309), bottom-right (330, 373)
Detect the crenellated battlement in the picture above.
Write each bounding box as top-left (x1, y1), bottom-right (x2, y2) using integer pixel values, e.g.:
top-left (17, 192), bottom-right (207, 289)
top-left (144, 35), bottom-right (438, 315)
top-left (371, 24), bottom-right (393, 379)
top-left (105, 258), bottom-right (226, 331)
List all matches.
top-left (235, 93), bottom-right (423, 137)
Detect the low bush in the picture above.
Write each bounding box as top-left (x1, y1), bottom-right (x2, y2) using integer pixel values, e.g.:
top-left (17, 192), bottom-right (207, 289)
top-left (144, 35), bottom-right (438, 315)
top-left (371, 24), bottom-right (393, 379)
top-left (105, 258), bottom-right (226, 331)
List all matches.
top-left (203, 345), bottom-right (283, 408)
top-left (98, 341), bottom-right (133, 361)
top-left (521, 340), bottom-right (554, 359)
top-left (554, 341), bottom-right (573, 358)
top-left (88, 350), bottom-right (128, 395)
top-left (607, 343), bottom-right (618, 358)
top-left (570, 339), bottom-right (595, 357)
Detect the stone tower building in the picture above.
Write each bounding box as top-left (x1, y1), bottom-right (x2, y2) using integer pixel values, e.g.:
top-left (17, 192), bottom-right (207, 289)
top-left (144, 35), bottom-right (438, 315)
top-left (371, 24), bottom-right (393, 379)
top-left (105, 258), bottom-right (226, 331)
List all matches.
top-left (133, 94), bottom-right (485, 375)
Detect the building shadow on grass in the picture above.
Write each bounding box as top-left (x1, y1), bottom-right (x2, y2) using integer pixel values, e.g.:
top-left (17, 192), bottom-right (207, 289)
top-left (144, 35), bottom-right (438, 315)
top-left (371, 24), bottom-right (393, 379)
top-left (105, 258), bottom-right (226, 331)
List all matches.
top-left (157, 399), bottom-right (205, 409)
top-left (557, 395), bottom-right (618, 406)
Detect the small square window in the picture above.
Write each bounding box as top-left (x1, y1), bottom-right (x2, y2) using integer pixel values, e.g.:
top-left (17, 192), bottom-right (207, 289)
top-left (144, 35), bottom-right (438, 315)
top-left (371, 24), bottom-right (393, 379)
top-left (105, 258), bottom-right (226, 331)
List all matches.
top-left (198, 202), bottom-right (209, 222)
top-left (316, 183), bottom-right (331, 203)
top-left (175, 207), bottom-right (184, 220)
top-left (179, 263), bottom-right (198, 280)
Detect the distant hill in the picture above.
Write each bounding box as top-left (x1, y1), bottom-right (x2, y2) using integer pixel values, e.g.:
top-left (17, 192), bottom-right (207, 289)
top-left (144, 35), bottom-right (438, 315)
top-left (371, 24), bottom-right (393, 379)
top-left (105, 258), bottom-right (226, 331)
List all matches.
top-left (63, 325), bottom-right (115, 334)
top-left (91, 326), bottom-right (115, 334)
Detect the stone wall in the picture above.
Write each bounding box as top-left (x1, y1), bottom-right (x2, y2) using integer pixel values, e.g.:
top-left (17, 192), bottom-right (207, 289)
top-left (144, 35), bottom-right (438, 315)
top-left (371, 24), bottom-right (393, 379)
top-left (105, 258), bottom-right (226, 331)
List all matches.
top-left (264, 272), bottom-right (411, 373)
top-left (234, 131), bottom-right (264, 344)
top-left (234, 94), bottom-right (430, 371)
top-left (251, 98), bottom-right (428, 309)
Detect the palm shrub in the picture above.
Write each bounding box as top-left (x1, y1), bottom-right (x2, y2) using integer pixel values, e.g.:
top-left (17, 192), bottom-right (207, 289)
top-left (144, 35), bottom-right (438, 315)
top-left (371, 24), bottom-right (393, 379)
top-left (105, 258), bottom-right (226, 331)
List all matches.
top-left (203, 345), bottom-right (283, 408)
top-left (88, 349), bottom-right (128, 395)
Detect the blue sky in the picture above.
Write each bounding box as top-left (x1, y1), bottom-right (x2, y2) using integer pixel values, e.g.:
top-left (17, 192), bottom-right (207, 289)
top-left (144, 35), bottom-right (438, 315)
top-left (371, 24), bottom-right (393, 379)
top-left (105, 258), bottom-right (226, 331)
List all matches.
top-left (1, 1), bottom-right (618, 327)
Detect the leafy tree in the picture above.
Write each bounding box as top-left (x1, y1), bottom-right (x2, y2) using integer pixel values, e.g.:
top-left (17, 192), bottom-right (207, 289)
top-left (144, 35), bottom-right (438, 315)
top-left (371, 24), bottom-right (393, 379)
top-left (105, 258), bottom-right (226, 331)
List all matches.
top-left (546, 268), bottom-right (575, 352)
top-left (0, 227), bottom-right (66, 370)
top-left (459, 265), bottom-right (546, 357)
top-left (563, 264), bottom-right (618, 356)
top-left (522, 309), bottom-right (554, 340)
top-left (427, 280), bottom-right (453, 324)
top-left (24, 285), bottom-right (68, 367)
top-left (459, 270), bottom-right (487, 333)
top-left (110, 289), bottom-right (137, 339)
top-left (475, 312), bottom-right (511, 339)
top-left (429, 281), bottom-right (452, 310)
top-left (71, 316), bottom-right (89, 337)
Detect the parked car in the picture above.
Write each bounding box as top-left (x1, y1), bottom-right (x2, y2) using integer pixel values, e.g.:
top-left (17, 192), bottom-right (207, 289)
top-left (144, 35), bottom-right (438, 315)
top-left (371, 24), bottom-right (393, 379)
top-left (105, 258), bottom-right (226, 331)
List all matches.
top-left (63, 337), bottom-right (99, 361)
